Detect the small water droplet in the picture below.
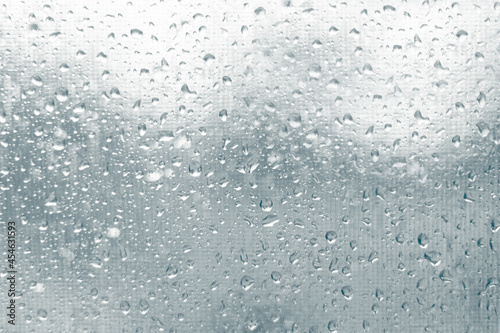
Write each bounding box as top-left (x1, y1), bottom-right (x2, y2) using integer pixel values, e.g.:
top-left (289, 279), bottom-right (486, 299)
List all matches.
top-left (240, 275), bottom-right (255, 290)
top-left (131, 28), bottom-right (144, 38)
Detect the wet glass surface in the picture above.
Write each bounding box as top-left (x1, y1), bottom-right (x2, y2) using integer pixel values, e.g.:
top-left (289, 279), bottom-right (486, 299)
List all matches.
top-left (0, 1), bottom-right (499, 332)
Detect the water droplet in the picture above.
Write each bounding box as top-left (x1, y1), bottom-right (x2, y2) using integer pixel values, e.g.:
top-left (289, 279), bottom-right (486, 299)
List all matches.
top-left (222, 76), bottom-right (232, 86)
top-left (166, 264), bottom-right (179, 278)
top-left (309, 64), bottom-right (321, 78)
top-left (188, 161), bottom-right (202, 177)
top-left (240, 275), bottom-right (255, 290)
top-left (138, 123), bottom-right (147, 136)
top-left (312, 40), bottom-right (323, 48)
top-left (37, 309), bottom-right (48, 320)
top-left (110, 87), bottom-right (121, 98)
top-left (203, 54), bottom-right (215, 66)
top-left (341, 285), bottom-right (353, 299)
top-left (120, 301), bottom-right (130, 314)
top-left (138, 299), bottom-right (150, 314)
top-left (219, 109), bottom-right (228, 121)
top-left (262, 214), bottom-right (279, 227)
top-left (383, 5), bottom-right (396, 13)
top-left (260, 198), bottom-right (273, 212)
top-left (160, 112), bottom-right (168, 126)
top-left (254, 7), bottom-right (266, 17)
top-left (271, 271), bottom-right (281, 283)
top-left (325, 231), bottom-right (337, 243)
top-left (424, 251), bottom-right (442, 266)
top-left (59, 63), bottom-right (70, 72)
top-left (329, 26), bottom-right (339, 35)
top-left (288, 113), bottom-right (302, 128)
top-left (417, 233), bottom-right (429, 248)
top-left (456, 30), bottom-right (468, 41)
top-left (55, 87), bottom-right (69, 102)
top-left (131, 29), bottom-right (144, 38)
top-left (476, 122), bottom-right (490, 138)
top-left (31, 75), bottom-right (43, 86)
top-left (181, 84), bottom-right (196, 96)
top-left (477, 92), bottom-right (486, 107)
top-left (328, 320), bottom-right (338, 332)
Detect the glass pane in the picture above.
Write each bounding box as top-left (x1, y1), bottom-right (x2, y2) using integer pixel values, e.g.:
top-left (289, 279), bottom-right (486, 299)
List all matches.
top-left (1, 1), bottom-right (499, 332)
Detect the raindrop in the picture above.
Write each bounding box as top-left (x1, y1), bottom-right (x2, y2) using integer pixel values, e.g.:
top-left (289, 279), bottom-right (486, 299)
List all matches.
top-left (341, 286), bottom-right (354, 299)
top-left (254, 7), bottom-right (266, 17)
top-left (325, 231), bottom-right (337, 243)
top-left (120, 301), bottom-right (130, 314)
top-left (188, 161), bottom-right (202, 177)
top-left (260, 198), bottom-right (273, 212)
top-left (131, 29), bottom-right (143, 38)
top-left (240, 275), bottom-right (255, 290)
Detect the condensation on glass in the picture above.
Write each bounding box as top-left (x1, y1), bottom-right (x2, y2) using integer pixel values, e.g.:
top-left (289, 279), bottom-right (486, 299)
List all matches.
top-left (0, 0), bottom-right (499, 332)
